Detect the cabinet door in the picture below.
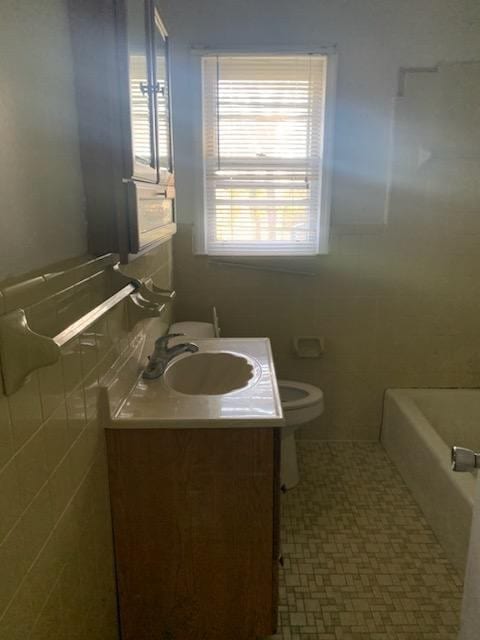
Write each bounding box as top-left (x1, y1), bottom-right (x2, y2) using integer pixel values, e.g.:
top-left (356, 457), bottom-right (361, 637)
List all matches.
top-left (125, 0), bottom-right (157, 182)
top-left (107, 428), bottom-right (278, 640)
top-left (151, 3), bottom-right (173, 184)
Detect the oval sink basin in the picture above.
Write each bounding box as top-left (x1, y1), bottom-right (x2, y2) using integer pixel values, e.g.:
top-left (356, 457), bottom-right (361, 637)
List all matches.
top-left (164, 351), bottom-right (256, 396)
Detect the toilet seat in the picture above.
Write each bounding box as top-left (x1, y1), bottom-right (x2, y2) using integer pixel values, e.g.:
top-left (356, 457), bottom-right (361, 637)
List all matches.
top-left (278, 380), bottom-right (324, 411)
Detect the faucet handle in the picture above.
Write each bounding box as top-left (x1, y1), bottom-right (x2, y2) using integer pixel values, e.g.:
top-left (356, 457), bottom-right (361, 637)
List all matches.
top-left (154, 333), bottom-right (185, 353)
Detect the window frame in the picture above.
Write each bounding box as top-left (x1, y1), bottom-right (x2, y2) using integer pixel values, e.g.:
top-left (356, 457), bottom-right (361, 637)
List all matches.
top-left (192, 46), bottom-right (337, 256)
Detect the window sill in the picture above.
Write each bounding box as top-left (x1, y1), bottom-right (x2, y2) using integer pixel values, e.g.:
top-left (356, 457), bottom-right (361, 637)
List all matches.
top-left (206, 254), bottom-right (327, 277)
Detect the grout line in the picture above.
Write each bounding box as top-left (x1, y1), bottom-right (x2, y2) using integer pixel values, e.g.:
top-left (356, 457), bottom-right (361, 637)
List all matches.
top-left (0, 329), bottom-right (139, 479)
top-left (29, 565), bottom-right (66, 635)
top-left (0, 412), bottom-right (99, 548)
top-left (0, 449), bottom-right (101, 624)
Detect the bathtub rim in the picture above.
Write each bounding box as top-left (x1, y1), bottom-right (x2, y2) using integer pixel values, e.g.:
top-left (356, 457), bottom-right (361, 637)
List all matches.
top-left (383, 388), bottom-right (476, 509)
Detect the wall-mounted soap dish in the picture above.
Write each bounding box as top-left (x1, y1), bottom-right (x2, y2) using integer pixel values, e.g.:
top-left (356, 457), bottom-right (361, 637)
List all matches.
top-left (293, 336), bottom-right (325, 359)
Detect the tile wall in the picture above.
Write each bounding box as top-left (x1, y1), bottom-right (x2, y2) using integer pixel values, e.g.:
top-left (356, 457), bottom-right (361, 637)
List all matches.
top-left (173, 62), bottom-right (480, 441)
top-left (0, 241), bottom-right (173, 640)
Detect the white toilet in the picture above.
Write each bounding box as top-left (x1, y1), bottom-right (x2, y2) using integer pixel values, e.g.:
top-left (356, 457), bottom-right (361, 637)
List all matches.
top-left (278, 380), bottom-right (324, 489)
top-left (167, 317), bottom-right (324, 490)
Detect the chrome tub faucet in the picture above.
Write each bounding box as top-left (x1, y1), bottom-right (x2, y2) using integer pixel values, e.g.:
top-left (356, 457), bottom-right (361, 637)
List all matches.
top-left (142, 333), bottom-right (199, 379)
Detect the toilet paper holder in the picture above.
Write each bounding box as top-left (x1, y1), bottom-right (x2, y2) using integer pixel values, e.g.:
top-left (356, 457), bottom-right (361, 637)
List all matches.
top-left (293, 336), bottom-right (325, 358)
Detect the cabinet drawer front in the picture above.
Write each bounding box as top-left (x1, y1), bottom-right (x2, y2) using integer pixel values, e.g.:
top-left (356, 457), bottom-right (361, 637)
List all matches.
top-left (127, 182), bottom-right (175, 252)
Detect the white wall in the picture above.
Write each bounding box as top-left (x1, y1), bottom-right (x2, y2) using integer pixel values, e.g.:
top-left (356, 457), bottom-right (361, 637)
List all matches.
top-left (173, 61), bottom-right (480, 441)
top-left (159, 0), bottom-right (480, 227)
top-left (0, 0), bottom-right (87, 280)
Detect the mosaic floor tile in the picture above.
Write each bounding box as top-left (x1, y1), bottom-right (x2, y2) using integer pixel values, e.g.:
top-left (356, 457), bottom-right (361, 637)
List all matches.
top-left (268, 442), bottom-right (463, 639)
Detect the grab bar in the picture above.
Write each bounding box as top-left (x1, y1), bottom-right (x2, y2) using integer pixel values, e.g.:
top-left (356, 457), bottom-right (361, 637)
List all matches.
top-left (0, 266), bottom-right (174, 396)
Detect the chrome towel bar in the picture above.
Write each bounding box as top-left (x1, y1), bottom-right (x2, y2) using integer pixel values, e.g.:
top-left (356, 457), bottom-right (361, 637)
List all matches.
top-left (0, 266), bottom-right (173, 396)
top-left (54, 283), bottom-right (137, 348)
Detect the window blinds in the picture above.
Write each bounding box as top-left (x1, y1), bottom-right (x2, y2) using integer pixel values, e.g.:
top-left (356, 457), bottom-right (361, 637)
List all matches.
top-left (202, 55), bottom-right (329, 256)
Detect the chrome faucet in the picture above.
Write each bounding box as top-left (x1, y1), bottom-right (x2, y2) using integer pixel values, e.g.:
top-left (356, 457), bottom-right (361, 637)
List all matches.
top-left (142, 333), bottom-right (199, 379)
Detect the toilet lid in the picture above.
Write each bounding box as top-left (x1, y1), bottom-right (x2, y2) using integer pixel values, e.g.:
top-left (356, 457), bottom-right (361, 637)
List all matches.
top-left (278, 379), bottom-right (324, 410)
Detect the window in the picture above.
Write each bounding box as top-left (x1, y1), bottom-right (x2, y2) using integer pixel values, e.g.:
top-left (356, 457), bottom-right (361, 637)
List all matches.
top-left (199, 53), bottom-right (335, 256)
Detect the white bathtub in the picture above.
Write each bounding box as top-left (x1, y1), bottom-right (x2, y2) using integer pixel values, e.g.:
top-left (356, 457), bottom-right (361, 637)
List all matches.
top-left (381, 388), bottom-right (480, 577)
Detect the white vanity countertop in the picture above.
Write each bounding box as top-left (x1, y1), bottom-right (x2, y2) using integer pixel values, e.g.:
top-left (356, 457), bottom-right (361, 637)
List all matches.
top-left (102, 338), bottom-right (285, 429)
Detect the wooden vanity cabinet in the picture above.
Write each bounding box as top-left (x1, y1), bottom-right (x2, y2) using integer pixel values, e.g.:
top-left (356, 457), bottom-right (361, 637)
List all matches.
top-left (106, 427), bottom-right (281, 640)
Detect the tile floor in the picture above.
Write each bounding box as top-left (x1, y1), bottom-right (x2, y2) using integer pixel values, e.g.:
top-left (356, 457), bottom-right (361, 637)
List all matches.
top-left (269, 441), bottom-right (463, 640)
